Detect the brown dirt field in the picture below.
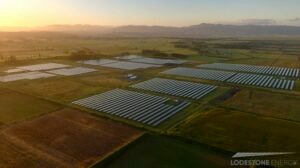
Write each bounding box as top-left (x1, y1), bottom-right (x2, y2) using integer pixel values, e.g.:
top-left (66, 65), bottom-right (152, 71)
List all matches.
top-left (0, 135), bottom-right (59, 168)
top-left (1, 109), bottom-right (143, 168)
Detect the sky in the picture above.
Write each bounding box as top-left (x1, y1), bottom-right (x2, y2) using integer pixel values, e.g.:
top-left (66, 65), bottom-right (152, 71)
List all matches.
top-left (0, 0), bottom-right (300, 28)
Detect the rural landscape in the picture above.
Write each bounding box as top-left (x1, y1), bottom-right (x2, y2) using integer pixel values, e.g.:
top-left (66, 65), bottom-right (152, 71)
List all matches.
top-left (1, 0), bottom-right (300, 168)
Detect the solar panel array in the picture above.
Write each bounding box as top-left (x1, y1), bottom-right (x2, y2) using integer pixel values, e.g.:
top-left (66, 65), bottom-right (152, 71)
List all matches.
top-left (18, 63), bottom-right (70, 71)
top-left (5, 68), bottom-right (26, 73)
top-left (131, 78), bottom-right (217, 100)
top-left (0, 72), bottom-right (55, 82)
top-left (73, 89), bottom-right (190, 126)
top-left (227, 73), bottom-right (295, 90)
top-left (47, 67), bottom-right (97, 76)
top-left (129, 57), bottom-right (186, 65)
top-left (198, 63), bottom-right (300, 78)
top-left (101, 61), bottom-right (161, 70)
top-left (118, 55), bottom-right (186, 65)
top-left (118, 55), bottom-right (143, 60)
top-left (80, 59), bottom-right (118, 66)
top-left (162, 67), bottom-right (236, 81)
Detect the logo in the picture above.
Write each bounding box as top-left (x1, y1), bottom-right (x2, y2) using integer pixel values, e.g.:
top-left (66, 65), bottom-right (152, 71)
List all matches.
top-left (230, 152), bottom-right (298, 167)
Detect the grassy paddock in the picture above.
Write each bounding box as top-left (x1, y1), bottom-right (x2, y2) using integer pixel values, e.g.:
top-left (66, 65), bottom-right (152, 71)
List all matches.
top-left (171, 107), bottom-right (300, 152)
top-left (222, 89), bottom-right (300, 122)
top-left (0, 88), bottom-right (61, 124)
top-left (92, 134), bottom-right (231, 168)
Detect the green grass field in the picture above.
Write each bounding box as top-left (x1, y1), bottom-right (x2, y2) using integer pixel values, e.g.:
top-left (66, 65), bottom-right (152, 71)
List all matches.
top-left (92, 134), bottom-right (231, 168)
top-left (0, 88), bottom-right (61, 124)
top-left (222, 89), bottom-right (300, 122)
top-left (171, 107), bottom-right (300, 152)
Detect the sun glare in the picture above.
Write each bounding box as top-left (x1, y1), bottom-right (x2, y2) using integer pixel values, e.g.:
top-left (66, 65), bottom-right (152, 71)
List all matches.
top-left (0, 1), bottom-right (18, 10)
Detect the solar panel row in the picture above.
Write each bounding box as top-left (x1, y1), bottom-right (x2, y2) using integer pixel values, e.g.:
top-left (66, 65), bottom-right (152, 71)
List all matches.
top-left (198, 63), bottom-right (300, 78)
top-left (80, 59), bottom-right (161, 70)
top-left (73, 89), bottom-right (190, 126)
top-left (227, 73), bottom-right (295, 90)
top-left (118, 55), bottom-right (186, 65)
top-left (47, 67), bottom-right (97, 76)
top-left (79, 59), bottom-right (118, 66)
top-left (129, 57), bottom-right (186, 65)
top-left (101, 61), bottom-right (161, 70)
top-left (162, 67), bottom-right (236, 82)
top-left (131, 78), bottom-right (217, 100)
top-left (0, 72), bottom-right (55, 82)
top-left (162, 67), bottom-right (296, 90)
top-left (18, 63), bottom-right (70, 71)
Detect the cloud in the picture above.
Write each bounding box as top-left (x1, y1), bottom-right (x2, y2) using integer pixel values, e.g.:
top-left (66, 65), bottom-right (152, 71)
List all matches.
top-left (289, 18), bottom-right (300, 22)
top-left (240, 19), bottom-right (277, 25)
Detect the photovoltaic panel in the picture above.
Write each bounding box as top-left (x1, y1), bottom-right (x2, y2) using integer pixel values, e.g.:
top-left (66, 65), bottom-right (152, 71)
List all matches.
top-left (4, 69), bottom-right (26, 73)
top-left (0, 72), bottom-right (55, 82)
top-left (131, 78), bottom-right (217, 100)
top-left (47, 67), bottom-right (97, 76)
top-left (198, 63), bottom-right (300, 78)
top-left (80, 59), bottom-right (118, 66)
top-left (227, 73), bottom-right (295, 90)
top-left (129, 57), bottom-right (186, 65)
top-left (101, 61), bottom-right (161, 70)
top-left (17, 63), bottom-right (70, 71)
top-left (118, 55), bottom-right (186, 65)
top-left (73, 89), bottom-right (190, 126)
top-left (161, 67), bottom-right (236, 81)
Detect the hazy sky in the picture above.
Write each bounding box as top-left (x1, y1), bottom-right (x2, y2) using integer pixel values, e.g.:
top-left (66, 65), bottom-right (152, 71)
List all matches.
top-left (0, 0), bottom-right (300, 27)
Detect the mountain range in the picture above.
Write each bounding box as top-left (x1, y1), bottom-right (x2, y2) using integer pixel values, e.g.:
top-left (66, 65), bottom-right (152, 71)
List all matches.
top-left (2, 23), bottom-right (300, 38)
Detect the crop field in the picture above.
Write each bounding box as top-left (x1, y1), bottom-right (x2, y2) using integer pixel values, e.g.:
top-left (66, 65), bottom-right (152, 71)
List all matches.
top-left (171, 107), bottom-right (300, 152)
top-left (93, 134), bottom-right (232, 168)
top-left (0, 37), bottom-right (196, 62)
top-left (1, 109), bottom-right (142, 168)
top-left (222, 89), bottom-right (300, 122)
top-left (0, 88), bottom-right (61, 124)
top-left (1, 66), bottom-right (131, 103)
top-left (0, 135), bottom-right (59, 168)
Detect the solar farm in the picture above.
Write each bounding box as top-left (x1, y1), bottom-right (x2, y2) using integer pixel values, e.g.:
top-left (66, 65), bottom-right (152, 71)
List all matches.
top-left (119, 55), bottom-right (186, 65)
top-left (100, 61), bottom-right (161, 70)
top-left (131, 78), bottom-right (217, 100)
top-left (126, 57), bottom-right (186, 65)
top-left (0, 62), bottom-right (98, 82)
top-left (47, 67), bottom-right (97, 76)
top-left (162, 67), bottom-right (236, 81)
top-left (0, 71), bottom-right (55, 82)
top-left (161, 66), bottom-right (297, 90)
top-left (73, 89), bottom-right (191, 126)
top-left (1, 36), bottom-right (300, 168)
top-left (17, 63), bottom-right (70, 71)
top-left (198, 63), bottom-right (300, 78)
top-left (79, 59), bottom-right (118, 66)
top-left (80, 59), bottom-right (161, 70)
top-left (227, 73), bottom-right (295, 90)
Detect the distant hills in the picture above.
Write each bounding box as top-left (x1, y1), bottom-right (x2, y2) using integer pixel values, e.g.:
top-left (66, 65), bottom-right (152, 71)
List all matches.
top-left (2, 23), bottom-right (300, 38)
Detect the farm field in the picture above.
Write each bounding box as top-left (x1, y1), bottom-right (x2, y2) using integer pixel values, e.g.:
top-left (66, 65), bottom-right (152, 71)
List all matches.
top-left (0, 36), bottom-right (196, 62)
top-left (0, 88), bottom-right (61, 124)
top-left (93, 134), bottom-right (232, 168)
top-left (222, 89), bottom-right (300, 122)
top-left (1, 108), bottom-right (143, 168)
top-left (0, 37), bottom-right (300, 167)
top-left (0, 59), bottom-right (170, 103)
top-left (170, 107), bottom-right (300, 152)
